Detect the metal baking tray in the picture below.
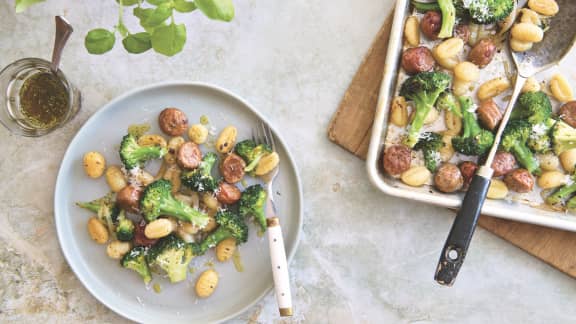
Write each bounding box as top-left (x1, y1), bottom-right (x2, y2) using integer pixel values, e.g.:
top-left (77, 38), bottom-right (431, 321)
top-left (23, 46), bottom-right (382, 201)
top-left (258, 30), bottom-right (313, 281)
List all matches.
top-left (366, 0), bottom-right (576, 231)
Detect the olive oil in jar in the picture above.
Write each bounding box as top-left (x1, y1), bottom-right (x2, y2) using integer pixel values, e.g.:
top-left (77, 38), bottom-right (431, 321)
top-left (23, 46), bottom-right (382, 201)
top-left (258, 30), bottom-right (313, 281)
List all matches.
top-left (19, 71), bottom-right (69, 129)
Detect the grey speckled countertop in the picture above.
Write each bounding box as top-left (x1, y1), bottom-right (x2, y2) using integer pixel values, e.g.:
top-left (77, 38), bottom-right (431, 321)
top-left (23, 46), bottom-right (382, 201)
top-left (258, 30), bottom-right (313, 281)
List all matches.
top-left (3, 0), bottom-right (576, 323)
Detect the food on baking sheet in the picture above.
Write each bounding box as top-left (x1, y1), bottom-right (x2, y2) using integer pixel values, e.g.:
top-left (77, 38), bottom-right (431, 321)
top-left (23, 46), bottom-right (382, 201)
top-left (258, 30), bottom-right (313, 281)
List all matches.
top-left (383, 0), bottom-right (576, 212)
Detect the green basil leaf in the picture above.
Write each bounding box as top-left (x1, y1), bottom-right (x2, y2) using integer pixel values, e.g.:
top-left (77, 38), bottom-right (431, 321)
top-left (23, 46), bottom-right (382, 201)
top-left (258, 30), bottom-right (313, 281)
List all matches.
top-left (151, 23), bottom-right (186, 56)
top-left (15, 0), bottom-right (45, 13)
top-left (140, 4), bottom-right (172, 28)
top-left (133, 7), bottom-right (153, 19)
top-left (115, 0), bottom-right (139, 6)
top-left (174, 0), bottom-right (196, 13)
top-left (195, 0), bottom-right (234, 22)
top-left (122, 32), bottom-right (152, 54)
top-left (146, 0), bottom-right (170, 5)
top-left (85, 28), bottom-right (116, 54)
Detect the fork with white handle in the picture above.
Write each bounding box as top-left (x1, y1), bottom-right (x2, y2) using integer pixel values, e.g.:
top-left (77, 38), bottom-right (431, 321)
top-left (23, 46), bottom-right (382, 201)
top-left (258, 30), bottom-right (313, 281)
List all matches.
top-left (253, 122), bottom-right (293, 317)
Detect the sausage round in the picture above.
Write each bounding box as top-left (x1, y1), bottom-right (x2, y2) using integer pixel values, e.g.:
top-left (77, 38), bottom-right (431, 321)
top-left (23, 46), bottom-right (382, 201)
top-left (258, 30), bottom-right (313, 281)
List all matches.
top-left (434, 163), bottom-right (464, 193)
top-left (158, 108), bottom-right (189, 136)
top-left (134, 220), bottom-right (158, 247)
top-left (504, 169), bottom-right (534, 193)
top-left (401, 46), bottom-right (435, 75)
top-left (454, 24), bottom-right (470, 43)
top-left (477, 99), bottom-right (503, 131)
top-left (220, 153), bottom-right (246, 184)
top-left (559, 101), bottom-right (576, 128)
top-left (420, 11), bottom-right (441, 40)
top-left (382, 145), bottom-right (412, 176)
top-left (468, 38), bottom-right (497, 68)
top-left (216, 182), bottom-right (242, 205)
top-left (116, 185), bottom-right (142, 213)
top-left (177, 142), bottom-right (202, 169)
top-left (491, 151), bottom-right (517, 177)
top-left (459, 161), bottom-right (478, 189)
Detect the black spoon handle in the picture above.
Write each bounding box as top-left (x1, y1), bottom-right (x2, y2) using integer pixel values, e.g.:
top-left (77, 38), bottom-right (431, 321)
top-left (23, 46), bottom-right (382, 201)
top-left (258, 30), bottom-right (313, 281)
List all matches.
top-left (434, 174), bottom-right (492, 286)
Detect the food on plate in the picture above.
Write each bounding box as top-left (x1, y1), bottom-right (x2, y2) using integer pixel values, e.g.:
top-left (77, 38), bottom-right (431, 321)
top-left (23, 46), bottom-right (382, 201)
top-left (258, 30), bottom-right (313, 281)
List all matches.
top-left (83, 151), bottom-right (106, 178)
top-left (76, 108), bottom-right (280, 296)
top-left (434, 163), bottom-right (464, 193)
top-left (159, 107), bottom-right (189, 136)
top-left (195, 269), bottom-right (219, 298)
top-left (220, 153), bottom-right (247, 183)
top-left (401, 46), bottom-right (435, 75)
top-left (381, 0), bottom-right (576, 211)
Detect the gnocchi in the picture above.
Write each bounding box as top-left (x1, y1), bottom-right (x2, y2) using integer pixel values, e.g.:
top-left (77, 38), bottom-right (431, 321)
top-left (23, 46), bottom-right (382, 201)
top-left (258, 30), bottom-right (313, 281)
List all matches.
top-left (106, 240), bottom-right (131, 259)
top-left (400, 166), bottom-right (431, 187)
top-left (560, 148), bottom-right (576, 172)
top-left (477, 77), bottom-right (511, 101)
top-left (195, 269), bottom-right (219, 298)
top-left (538, 171), bottom-right (566, 189)
top-left (432, 37), bottom-right (464, 69)
top-left (216, 126), bottom-right (237, 153)
top-left (105, 165), bottom-right (127, 192)
top-left (145, 218), bottom-right (177, 239)
top-left (404, 16), bottom-right (420, 47)
top-left (137, 134), bottom-right (167, 148)
top-left (254, 152), bottom-right (280, 176)
top-left (528, 0), bottom-right (559, 16)
top-left (215, 238), bottom-right (236, 262)
top-left (188, 124), bottom-right (209, 145)
top-left (83, 151), bottom-right (106, 178)
top-left (487, 179), bottom-right (509, 200)
top-left (88, 217), bottom-right (108, 244)
top-left (164, 136), bottom-right (185, 164)
top-left (511, 23), bottom-right (544, 43)
top-left (550, 74), bottom-right (574, 103)
top-left (390, 96), bottom-right (408, 127)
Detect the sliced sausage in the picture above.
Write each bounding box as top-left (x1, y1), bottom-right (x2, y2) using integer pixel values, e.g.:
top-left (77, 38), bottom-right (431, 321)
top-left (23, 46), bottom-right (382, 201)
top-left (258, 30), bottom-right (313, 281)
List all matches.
top-left (220, 153), bottom-right (246, 184)
top-left (177, 142), bottom-right (202, 169)
top-left (468, 38), bottom-right (497, 68)
top-left (116, 184), bottom-right (142, 213)
top-left (504, 169), bottom-right (534, 193)
top-left (477, 99), bottom-right (502, 131)
top-left (454, 24), bottom-right (470, 43)
top-left (491, 151), bottom-right (517, 177)
top-left (382, 145), bottom-right (412, 176)
top-left (434, 163), bottom-right (464, 193)
top-left (559, 101), bottom-right (576, 128)
top-left (134, 220), bottom-right (158, 247)
top-left (401, 46), bottom-right (435, 75)
top-left (216, 182), bottom-right (242, 205)
top-left (158, 107), bottom-right (189, 136)
top-left (459, 161), bottom-right (478, 189)
top-left (420, 11), bottom-right (441, 40)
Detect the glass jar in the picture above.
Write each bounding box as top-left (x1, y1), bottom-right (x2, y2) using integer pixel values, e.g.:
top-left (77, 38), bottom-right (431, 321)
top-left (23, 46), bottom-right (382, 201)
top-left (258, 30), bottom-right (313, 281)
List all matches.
top-left (0, 57), bottom-right (80, 136)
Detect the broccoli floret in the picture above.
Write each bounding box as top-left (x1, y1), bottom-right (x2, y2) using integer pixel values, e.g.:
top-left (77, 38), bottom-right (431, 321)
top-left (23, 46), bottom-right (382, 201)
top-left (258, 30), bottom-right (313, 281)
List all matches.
top-left (510, 91), bottom-right (552, 125)
top-left (77, 193), bottom-right (120, 237)
top-left (467, 0), bottom-right (514, 24)
top-left (414, 132), bottom-right (444, 172)
top-left (411, 0), bottom-right (468, 19)
top-left (552, 120), bottom-right (576, 155)
top-left (235, 140), bottom-right (272, 173)
top-left (567, 196), bottom-right (576, 211)
top-left (146, 234), bottom-right (193, 283)
top-left (437, 0), bottom-right (456, 38)
top-left (239, 184), bottom-right (267, 233)
top-left (451, 96), bottom-right (494, 156)
top-left (527, 118), bottom-right (556, 154)
top-left (121, 246), bottom-right (152, 284)
top-left (400, 72), bottom-right (451, 148)
top-left (545, 178), bottom-right (576, 207)
top-left (140, 179), bottom-right (209, 228)
top-left (193, 210), bottom-right (248, 256)
top-left (120, 134), bottom-right (167, 170)
top-left (437, 92), bottom-right (462, 118)
top-left (181, 152), bottom-right (218, 192)
top-left (115, 210), bottom-right (135, 241)
top-left (501, 120), bottom-right (541, 174)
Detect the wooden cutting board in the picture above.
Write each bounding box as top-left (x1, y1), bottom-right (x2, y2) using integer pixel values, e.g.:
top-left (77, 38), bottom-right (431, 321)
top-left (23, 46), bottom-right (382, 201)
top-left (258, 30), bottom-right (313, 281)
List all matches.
top-left (328, 13), bottom-right (576, 278)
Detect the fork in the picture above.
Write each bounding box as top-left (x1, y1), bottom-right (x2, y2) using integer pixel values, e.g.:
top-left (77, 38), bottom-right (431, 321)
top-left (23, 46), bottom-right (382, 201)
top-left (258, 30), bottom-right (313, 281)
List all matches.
top-left (253, 122), bottom-right (293, 317)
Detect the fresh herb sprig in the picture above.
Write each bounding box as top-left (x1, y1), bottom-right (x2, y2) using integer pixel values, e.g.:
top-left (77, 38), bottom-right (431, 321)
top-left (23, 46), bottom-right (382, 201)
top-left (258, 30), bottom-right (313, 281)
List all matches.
top-left (85, 0), bottom-right (234, 56)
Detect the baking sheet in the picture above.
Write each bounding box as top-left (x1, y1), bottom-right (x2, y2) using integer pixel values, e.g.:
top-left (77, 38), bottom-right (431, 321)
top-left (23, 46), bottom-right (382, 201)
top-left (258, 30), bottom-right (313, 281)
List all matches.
top-left (366, 0), bottom-right (576, 231)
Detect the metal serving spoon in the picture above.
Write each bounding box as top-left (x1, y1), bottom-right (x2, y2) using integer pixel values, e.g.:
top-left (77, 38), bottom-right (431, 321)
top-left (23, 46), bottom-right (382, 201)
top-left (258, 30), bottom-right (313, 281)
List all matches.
top-left (435, 0), bottom-right (576, 286)
top-left (50, 16), bottom-right (73, 73)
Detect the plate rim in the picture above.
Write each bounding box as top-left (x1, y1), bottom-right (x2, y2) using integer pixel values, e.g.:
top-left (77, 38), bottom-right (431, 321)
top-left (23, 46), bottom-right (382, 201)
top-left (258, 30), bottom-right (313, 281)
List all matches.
top-left (53, 81), bottom-right (303, 323)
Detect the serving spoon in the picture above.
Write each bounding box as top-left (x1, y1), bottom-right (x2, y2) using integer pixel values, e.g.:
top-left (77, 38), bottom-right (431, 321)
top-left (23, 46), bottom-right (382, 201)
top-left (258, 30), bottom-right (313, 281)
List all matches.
top-left (434, 0), bottom-right (576, 286)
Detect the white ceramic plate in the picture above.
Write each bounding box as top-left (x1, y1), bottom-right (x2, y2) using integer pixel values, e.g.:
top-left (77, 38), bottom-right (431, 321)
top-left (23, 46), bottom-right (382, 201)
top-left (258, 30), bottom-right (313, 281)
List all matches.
top-left (54, 82), bottom-right (303, 323)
